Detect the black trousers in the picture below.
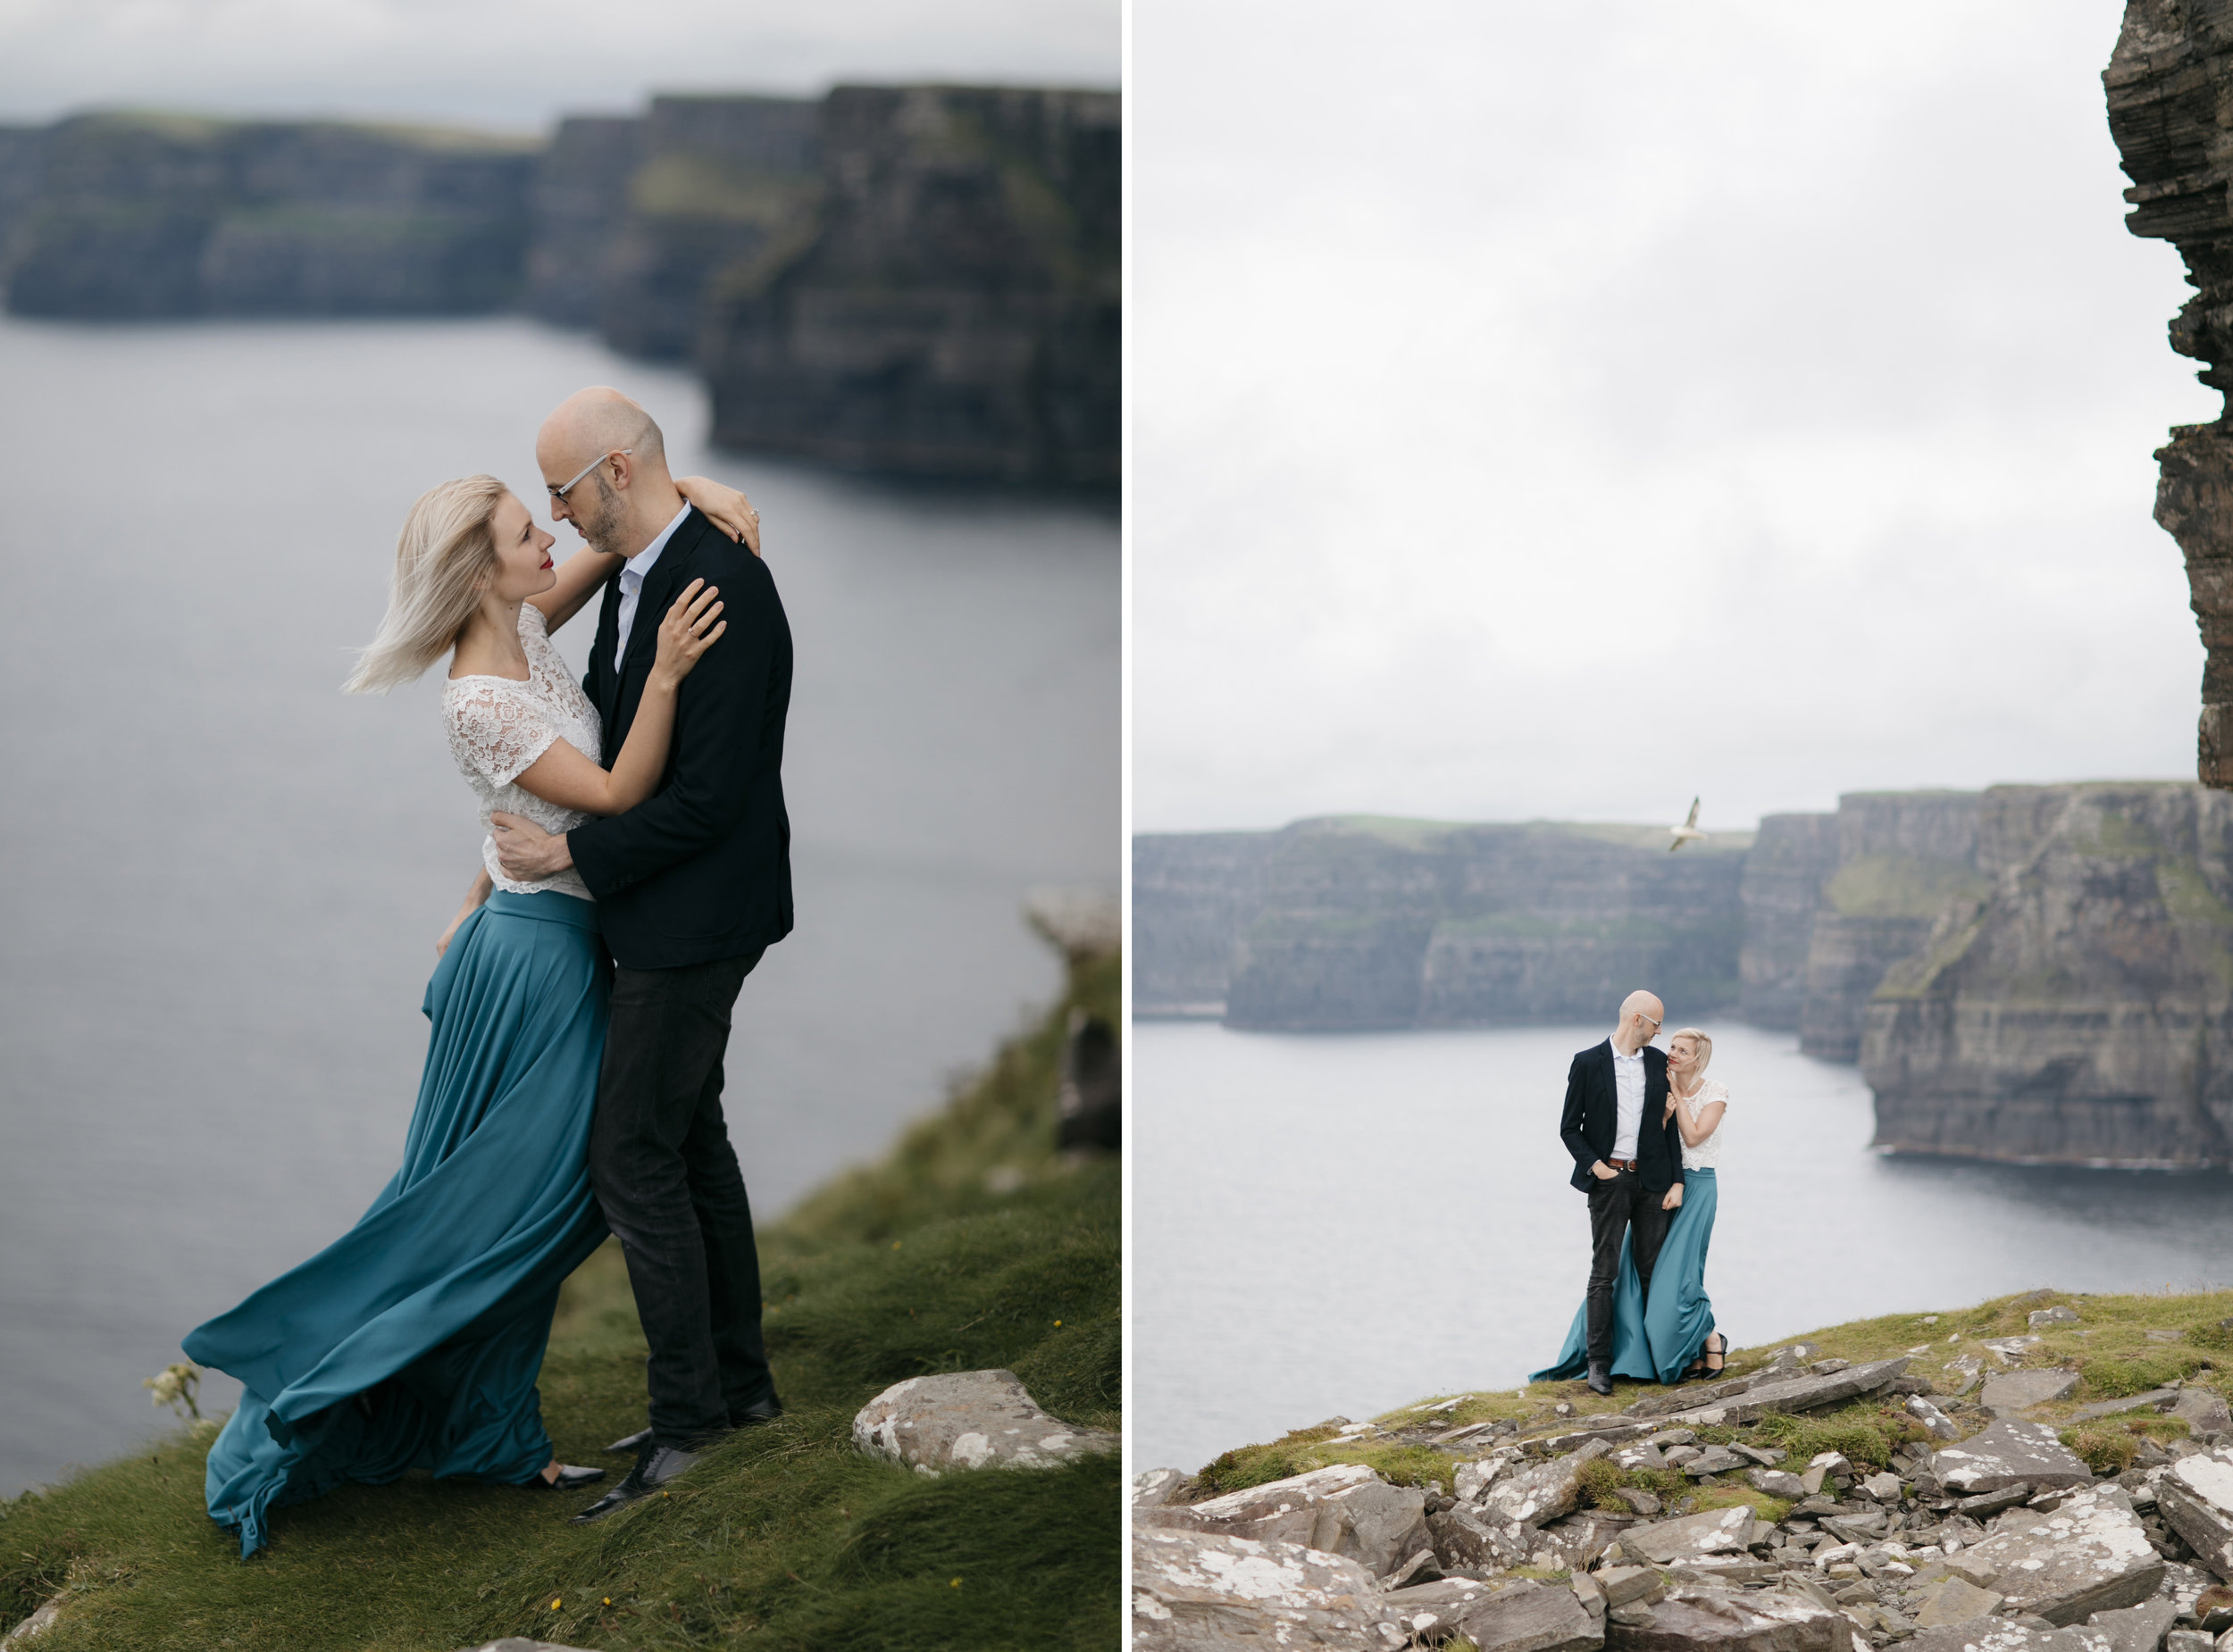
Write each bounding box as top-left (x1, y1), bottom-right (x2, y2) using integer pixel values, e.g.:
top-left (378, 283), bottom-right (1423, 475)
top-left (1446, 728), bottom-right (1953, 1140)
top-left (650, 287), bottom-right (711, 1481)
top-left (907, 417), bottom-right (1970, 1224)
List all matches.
top-left (1585, 1169), bottom-right (1673, 1367)
top-left (589, 949), bottom-right (774, 1449)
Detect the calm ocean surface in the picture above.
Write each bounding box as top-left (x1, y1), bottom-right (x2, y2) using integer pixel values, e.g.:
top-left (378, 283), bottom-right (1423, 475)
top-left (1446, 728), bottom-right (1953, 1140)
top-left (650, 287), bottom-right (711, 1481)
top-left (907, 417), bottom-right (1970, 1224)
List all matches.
top-left (1133, 1019), bottom-right (2233, 1477)
top-left (0, 315), bottom-right (1116, 1498)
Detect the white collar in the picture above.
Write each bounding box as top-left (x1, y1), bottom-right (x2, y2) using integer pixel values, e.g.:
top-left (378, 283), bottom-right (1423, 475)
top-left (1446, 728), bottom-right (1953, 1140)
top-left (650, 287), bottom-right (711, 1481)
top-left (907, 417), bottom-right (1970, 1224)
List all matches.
top-left (621, 502), bottom-right (691, 585)
top-left (1609, 1039), bottom-right (1643, 1061)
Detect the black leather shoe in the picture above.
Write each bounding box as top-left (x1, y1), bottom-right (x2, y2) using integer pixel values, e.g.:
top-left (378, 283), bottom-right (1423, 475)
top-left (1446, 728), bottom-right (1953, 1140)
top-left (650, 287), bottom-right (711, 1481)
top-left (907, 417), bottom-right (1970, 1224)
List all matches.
top-left (569, 1444), bottom-right (698, 1524)
top-left (606, 1394), bottom-right (783, 1455)
top-left (525, 1464), bottom-right (606, 1491)
top-left (1586, 1362), bottom-right (1614, 1397)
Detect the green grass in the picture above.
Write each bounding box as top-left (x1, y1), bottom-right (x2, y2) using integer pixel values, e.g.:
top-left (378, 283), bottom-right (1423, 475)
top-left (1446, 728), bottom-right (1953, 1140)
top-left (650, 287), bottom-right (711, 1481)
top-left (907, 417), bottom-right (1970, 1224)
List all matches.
top-left (0, 952), bottom-right (1119, 1651)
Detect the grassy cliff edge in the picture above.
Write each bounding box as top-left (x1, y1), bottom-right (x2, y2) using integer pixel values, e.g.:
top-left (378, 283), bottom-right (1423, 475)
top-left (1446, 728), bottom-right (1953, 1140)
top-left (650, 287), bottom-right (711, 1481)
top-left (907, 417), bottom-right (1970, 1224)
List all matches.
top-left (0, 947), bottom-right (1118, 1652)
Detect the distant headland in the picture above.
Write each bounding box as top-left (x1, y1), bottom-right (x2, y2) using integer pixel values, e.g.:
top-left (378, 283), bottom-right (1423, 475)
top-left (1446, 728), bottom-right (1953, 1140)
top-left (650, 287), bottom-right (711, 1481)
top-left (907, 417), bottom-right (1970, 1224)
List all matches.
top-left (1136, 783), bottom-right (2233, 1169)
top-left (0, 88), bottom-right (1118, 485)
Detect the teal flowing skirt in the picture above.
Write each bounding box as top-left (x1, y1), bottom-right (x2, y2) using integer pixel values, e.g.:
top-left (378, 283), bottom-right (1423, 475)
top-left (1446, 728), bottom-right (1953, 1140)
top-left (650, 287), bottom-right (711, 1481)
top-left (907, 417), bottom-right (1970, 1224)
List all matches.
top-left (184, 891), bottom-right (610, 1556)
top-left (1529, 1170), bottom-right (1719, 1387)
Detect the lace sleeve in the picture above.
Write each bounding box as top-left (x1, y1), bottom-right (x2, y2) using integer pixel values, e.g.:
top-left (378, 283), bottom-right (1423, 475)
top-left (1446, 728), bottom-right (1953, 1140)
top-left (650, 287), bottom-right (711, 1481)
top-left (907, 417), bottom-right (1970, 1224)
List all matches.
top-left (447, 680), bottom-right (561, 788)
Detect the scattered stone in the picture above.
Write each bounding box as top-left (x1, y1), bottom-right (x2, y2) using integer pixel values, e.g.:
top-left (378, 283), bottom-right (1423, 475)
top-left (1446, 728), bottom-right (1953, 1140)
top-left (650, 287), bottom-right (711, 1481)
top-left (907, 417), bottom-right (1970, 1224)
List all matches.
top-left (1663, 1446), bottom-right (1703, 1468)
top-left (1628, 1380), bottom-right (1752, 1420)
top-left (1482, 1439), bottom-right (1614, 1528)
top-left (1458, 1454), bottom-right (1518, 1503)
top-left (1622, 1506), bottom-right (1760, 1564)
top-left (2079, 1597), bottom-right (2179, 1652)
top-left (1936, 1419), bottom-right (2097, 1495)
top-left (1647, 1430), bottom-right (1699, 1449)
top-left (852, 1369), bottom-right (1116, 1474)
top-left (1597, 1565), bottom-right (1663, 1608)
top-left (454, 1642), bottom-right (598, 1652)
top-left (1601, 1585), bottom-right (1843, 1649)
top-left (1131, 1526), bottom-right (1406, 1649)
top-left (1614, 1488), bottom-right (1663, 1517)
top-left (1961, 1484), bottom-right (2038, 1518)
top-left (1134, 1468), bottom-right (1187, 1508)
top-left (1384, 1548), bottom-right (1442, 1589)
top-left (1911, 1396), bottom-right (1964, 1441)
top-left (2155, 1445), bottom-right (2233, 1579)
top-left (2032, 1307), bottom-right (2083, 1330)
top-left (1612, 1442), bottom-right (1669, 1474)
top-left (1914, 1575), bottom-right (2003, 1625)
top-left (1682, 1446), bottom-right (1746, 1477)
top-left (1535, 1420), bottom-right (1660, 1456)
top-left (1750, 1467), bottom-right (1808, 1500)
top-left (1668, 1358), bottom-right (1913, 1427)
top-left (1984, 1338), bottom-right (2049, 1364)
top-left (1861, 1472), bottom-right (1905, 1504)
top-left (2173, 1390), bottom-right (2233, 1437)
top-left (1953, 1485), bottom-right (2164, 1623)
top-left (1732, 1442), bottom-right (1790, 1468)
top-left (1155, 1463), bottom-right (1433, 1577)
top-left (1430, 1502), bottom-right (1534, 1574)
top-left (2147, 1330), bottom-right (2186, 1344)
top-left (2070, 1391), bottom-right (2181, 1424)
top-left (1448, 1578), bottom-right (1606, 1652)
top-left (1984, 1369), bottom-right (2086, 1414)
top-left (1904, 1623), bottom-right (2115, 1652)
top-left (1, 1605), bottom-right (63, 1648)
top-left (2166, 1632), bottom-right (2214, 1652)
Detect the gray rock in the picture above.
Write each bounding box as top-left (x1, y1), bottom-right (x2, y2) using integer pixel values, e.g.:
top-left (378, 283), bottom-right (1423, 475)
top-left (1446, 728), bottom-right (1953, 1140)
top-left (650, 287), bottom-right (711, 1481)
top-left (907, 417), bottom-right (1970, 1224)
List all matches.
top-left (1459, 1454), bottom-right (1519, 1504)
top-left (1613, 1442), bottom-right (1670, 1474)
top-left (1953, 1485), bottom-right (2164, 1624)
top-left (1384, 1548), bottom-right (1442, 1589)
top-left (2081, 1597), bottom-right (2179, 1652)
top-left (1535, 1421), bottom-right (1661, 1456)
top-left (852, 1369), bottom-right (1116, 1474)
top-left (1983, 1370), bottom-right (2085, 1414)
top-left (2173, 1391), bottom-right (2233, 1437)
top-left (1961, 1484), bottom-right (2038, 1517)
top-left (1597, 1565), bottom-right (1665, 1608)
top-left (1667, 1357), bottom-right (1913, 1427)
top-left (2166, 1633), bottom-right (2214, 1652)
top-left (1905, 1628), bottom-right (2116, 1652)
top-left (1482, 1439), bottom-right (1615, 1528)
top-left (1622, 1506), bottom-right (1762, 1564)
top-left (1683, 1446), bottom-right (1746, 1477)
top-left (1734, 1443), bottom-right (1791, 1468)
top-left (1629, 1380), bottom-right (1754, 1420)
top-left (3, 1606), bottom-right (64, 1649)
top-left (2154, 1445), bottom-right (2233, 1579)
top-left (1131, 1526), bottom-right (1406, 1649)
top-left (1914, 1575), bottom-right (2004, 1625)
top-left (1662, 1446), bottom-right (1703, 1468)
top-left (1615, 1487), bottom-right (1664, 1517)
top-left (1648, 1431), bottom-right (1700, 1449)
top-left (454, 1642), bottom-right (599, 1652)
top-left (1936, 1419), bottom-right (2097, 1495)
top-left (1750, 1468), bottom-right (1809, 1500)
top-left (1386, 1577), bottom-right (1503, 1644)
top-left (2071, 1392), bottom-right (2182, 1424)
top-left (1152, 1463), bottom-right (1380, 1548)
top-left (1307, 1477), bottom-right (1435, 1577)
top-left (1431, 1502), bottom-right (1535, 1573)
top-left (1860, 1472), bottom-right (1905, 1504)
top-left (2033, 1308), bottom-right (2084, 1330)
top-left (1911, 1396), bottom-right (1965, 1441)
top-left (1985, 1337), bottom-right (2050, 1364)
top-left (1449, 1579), bottom-right (1606, 1652)
top-left (1599, 1585), bottom-right (1844, 1649)
top-left (1134, 1468), bottom-right (1188, 1508)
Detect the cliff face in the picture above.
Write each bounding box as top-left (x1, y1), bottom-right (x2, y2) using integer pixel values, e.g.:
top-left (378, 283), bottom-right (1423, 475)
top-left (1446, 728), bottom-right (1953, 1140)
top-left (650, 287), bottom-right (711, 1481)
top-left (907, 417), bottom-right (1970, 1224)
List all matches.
top-left (698, 86), bottom-right (1120, 484)
top-left (4, 114), bottom-right (536, 317)
top-left (1160, 818), bottom-right (1752, 1033)
top-left (1862, 783), bottom-right (2233, 1167)
top-left (1133, 832), bottom-right (1274, 1017)
top-left (2107, 4), bottom-right (2233, 785)
top-left (1798, 792), bottom-right (1985, 1061)
top-left (523, 116), bottom-right (643, 329)
top-left (1736, 812), bottom-right (1841, 1029)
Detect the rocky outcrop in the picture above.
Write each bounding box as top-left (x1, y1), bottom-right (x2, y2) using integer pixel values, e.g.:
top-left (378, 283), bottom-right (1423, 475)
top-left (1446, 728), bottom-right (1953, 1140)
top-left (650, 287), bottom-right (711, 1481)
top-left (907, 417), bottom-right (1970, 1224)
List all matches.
top-left (522, 116), bottom-right (645, 329)
top-left (698, 86), bottom-right (1119, 484)
top-left (4, 113), bottom-right (537, 316)
top-left (1861, 783), bottom-right (2233, 1168)
top-left (1739, 813), bottom-right (1842, 1029)
top-left (1800, 792), bottom-right (1984, 1060)
top-left (2106, 6), bottom-right (2233, 787)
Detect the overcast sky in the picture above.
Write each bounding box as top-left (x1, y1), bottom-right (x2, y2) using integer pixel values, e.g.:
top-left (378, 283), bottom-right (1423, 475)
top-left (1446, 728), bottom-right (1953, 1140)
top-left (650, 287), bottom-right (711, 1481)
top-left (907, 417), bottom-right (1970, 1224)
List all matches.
top-left (1133, 0), bottom-right (2215, 836)
top-left (0, 0), bottom-right (1116, 130)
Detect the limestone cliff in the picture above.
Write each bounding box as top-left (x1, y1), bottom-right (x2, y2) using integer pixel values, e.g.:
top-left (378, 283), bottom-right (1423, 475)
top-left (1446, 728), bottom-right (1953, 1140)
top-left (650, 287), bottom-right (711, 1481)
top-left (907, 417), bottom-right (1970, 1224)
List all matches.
top-left (698, 86), bottom-right (1120, 485)
top-left (2107, 4), bottom-right (2233, 784)
top-left (1735, 812), bottom-right (1840, 1029)
top-left (4, 114), bottom-right (536, 316)
top-left (1133, 832), bottom-right (1274, 1017)
top-left (1798, 792), bottom-right (1985, 1061)
top-left (1862, 782), bottom-right (2233, 1167)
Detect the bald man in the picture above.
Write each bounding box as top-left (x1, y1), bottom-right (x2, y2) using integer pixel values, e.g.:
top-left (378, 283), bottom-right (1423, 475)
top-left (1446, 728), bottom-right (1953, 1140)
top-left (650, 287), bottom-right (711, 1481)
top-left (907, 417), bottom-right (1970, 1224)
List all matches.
top-left (1558, 990), bottom-right (1686, 1395)
top-left (489, 388), bottom-right (791, 1521)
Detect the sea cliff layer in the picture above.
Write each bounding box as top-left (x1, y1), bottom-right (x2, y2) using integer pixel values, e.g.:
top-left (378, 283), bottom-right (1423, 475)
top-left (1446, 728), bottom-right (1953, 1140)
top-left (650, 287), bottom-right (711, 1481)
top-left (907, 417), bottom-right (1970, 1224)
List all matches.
top-left (1139, 784), bottom-right (2233, 1167)
top-left (0, 88), bottom-right (1116, 484)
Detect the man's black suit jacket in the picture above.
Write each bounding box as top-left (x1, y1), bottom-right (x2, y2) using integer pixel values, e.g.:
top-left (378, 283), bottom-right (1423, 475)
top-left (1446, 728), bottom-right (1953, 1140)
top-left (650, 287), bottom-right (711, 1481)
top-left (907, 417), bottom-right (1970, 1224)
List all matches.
top-left (1558, 1040), bottom-right (1684, 1194)
top-left (569, 505), bottom-right (793, 972)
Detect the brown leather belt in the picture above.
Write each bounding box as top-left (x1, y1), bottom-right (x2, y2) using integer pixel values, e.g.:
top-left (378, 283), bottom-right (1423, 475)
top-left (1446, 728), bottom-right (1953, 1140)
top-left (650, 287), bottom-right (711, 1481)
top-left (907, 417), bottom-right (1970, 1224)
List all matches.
top-left (1607, 1157), bottom-right (1638, 1172)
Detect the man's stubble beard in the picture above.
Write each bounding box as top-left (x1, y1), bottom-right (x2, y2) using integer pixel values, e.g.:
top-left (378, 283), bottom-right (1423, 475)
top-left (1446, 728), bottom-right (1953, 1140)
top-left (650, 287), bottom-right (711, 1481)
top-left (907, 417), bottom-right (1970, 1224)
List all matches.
top-left (578, 474), bottom-right (628, 557)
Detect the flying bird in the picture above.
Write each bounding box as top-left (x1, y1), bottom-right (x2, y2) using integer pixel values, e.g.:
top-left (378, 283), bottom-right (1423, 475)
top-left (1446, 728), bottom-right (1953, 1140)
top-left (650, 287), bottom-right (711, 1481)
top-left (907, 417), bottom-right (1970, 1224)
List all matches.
top-left (1669, 797), bottom-right (1704, 852)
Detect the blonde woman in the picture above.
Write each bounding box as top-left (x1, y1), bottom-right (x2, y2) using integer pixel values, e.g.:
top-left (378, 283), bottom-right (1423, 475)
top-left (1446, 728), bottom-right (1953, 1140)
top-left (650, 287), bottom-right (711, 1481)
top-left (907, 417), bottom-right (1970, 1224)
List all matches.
top-left (1645, 1027), bottom-right (1729, 1382)
top-left (183, 469), bottom-right (757, 1557)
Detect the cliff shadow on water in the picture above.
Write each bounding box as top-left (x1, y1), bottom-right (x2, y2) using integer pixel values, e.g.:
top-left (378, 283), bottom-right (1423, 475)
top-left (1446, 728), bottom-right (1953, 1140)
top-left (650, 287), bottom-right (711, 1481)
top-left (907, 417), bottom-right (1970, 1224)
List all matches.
top-left (1136, 784), bottom-right (2233, 1170)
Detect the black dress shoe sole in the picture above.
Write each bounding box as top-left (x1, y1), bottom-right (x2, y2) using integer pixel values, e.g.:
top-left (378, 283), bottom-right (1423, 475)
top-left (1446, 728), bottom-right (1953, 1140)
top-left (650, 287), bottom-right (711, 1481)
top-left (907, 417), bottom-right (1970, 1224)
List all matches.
top-left (525, 1464), bottom-right (606, 1491)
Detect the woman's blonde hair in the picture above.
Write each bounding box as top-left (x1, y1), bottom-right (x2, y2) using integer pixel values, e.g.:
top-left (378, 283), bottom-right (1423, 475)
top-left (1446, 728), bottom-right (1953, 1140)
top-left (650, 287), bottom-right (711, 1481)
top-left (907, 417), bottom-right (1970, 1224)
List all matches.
top-left (1669, 1027), bottom-right (1713, 1076)
top-left (344, 475), bottom-right (508, 694)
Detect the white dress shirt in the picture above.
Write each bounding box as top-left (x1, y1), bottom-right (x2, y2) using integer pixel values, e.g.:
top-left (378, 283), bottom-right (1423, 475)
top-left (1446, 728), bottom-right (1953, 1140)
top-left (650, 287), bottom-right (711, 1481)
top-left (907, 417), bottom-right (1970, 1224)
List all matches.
top-left (613, 503), bottom-right (693, 671)
top-left (1609, 1039), bottom-right (1646, 1161)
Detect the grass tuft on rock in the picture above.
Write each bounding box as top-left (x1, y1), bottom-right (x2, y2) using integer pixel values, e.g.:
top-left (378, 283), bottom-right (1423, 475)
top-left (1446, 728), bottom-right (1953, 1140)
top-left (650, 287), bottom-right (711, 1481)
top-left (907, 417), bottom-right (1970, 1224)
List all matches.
top-left (0, 950), bottom-right (1119, 1652)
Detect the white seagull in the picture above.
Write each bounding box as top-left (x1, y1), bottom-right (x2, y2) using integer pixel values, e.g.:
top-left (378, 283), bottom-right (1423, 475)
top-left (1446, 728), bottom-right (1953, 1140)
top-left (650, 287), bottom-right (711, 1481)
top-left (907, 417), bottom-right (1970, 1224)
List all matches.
top-left (1668, 797), bottom-right (1704, 852)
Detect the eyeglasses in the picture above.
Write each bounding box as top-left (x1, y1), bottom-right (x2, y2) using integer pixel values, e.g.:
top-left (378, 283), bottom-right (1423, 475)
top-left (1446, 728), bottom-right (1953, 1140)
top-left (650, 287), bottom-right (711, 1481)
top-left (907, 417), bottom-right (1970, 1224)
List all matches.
top-left (548, 448), bottom-right (632, 501)
top-left (1640, 1012), bottom-right (1662, 1028)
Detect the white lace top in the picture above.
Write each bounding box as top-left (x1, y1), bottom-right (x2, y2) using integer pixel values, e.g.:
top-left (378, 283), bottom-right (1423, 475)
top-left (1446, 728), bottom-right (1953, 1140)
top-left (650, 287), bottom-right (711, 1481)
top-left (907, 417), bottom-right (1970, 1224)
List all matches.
top-left (1674, 1080), bottom-right (1729, 1170)
top-left (442, 604), bottom-right (599, 902)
